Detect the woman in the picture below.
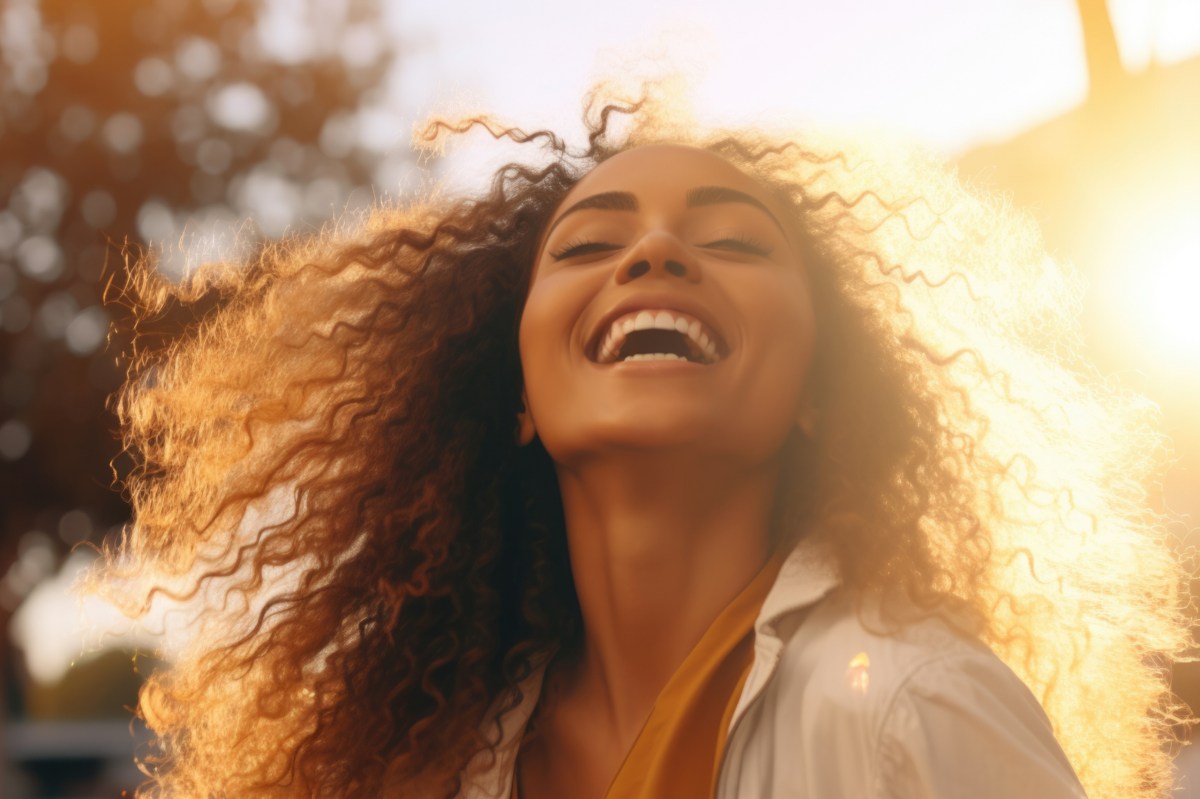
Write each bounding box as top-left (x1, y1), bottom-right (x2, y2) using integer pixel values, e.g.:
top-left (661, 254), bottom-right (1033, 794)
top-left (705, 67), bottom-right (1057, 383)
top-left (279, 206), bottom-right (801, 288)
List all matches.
top-left (93, 91), bottom-right (1187, 799)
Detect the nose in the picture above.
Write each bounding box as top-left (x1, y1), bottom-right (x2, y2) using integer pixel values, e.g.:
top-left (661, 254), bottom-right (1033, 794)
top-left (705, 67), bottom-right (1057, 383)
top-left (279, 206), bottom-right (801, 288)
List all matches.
top-left (615, 230), bottom-right (701, 285)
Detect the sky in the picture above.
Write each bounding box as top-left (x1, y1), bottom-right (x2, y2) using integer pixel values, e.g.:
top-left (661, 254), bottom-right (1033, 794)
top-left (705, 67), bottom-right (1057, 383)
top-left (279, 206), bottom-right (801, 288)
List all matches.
top-left (375, 0), bottom-right (1200, 162)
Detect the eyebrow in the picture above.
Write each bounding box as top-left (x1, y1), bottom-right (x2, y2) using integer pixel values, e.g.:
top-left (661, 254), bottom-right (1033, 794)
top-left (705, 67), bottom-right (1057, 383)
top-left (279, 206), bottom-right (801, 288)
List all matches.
top-left (543, 185), bottom-right (786, 240)
top-left (543, 191), bottom-right (638, 239)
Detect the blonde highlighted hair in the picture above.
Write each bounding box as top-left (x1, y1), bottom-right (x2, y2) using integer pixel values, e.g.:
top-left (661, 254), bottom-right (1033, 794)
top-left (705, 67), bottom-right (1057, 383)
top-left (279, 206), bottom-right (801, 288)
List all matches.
top-left (91, 87), bottom-right (1188, 798)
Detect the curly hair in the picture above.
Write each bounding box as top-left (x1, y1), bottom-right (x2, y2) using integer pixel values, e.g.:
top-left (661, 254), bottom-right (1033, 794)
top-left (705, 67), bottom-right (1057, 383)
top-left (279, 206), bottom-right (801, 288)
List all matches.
top-left (89, 87), bottom-right (1189, 799)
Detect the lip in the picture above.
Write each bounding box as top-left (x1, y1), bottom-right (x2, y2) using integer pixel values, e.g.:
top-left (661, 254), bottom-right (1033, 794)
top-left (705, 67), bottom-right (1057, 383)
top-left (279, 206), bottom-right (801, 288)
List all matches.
top-left (585, 293), bottom-right (730, 364)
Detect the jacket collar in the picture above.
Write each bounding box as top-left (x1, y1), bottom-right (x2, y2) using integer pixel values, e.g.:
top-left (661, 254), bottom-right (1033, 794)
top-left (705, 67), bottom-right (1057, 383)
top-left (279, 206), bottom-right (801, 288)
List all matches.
top-left (457, 534), bottom-right (841, 798)
top-left (755, 534), bottom-right (841, 640)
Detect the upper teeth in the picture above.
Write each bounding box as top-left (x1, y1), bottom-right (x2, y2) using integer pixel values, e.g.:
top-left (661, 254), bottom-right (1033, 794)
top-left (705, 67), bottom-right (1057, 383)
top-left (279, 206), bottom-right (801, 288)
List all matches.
top-left (596, 309), bottom-right (720, 364)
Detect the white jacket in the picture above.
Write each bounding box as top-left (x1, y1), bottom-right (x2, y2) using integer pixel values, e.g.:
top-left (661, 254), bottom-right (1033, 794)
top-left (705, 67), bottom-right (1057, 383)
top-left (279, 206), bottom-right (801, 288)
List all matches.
top-left (457, 538), bottom-right (1088, 798)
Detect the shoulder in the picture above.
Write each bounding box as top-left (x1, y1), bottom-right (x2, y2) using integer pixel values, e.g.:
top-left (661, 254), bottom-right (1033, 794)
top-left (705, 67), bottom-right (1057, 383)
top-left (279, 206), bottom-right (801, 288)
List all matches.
top-left (750, 590), bottom-right (1087, 798)
top-left (778, 591), bottom-right (1022, 726)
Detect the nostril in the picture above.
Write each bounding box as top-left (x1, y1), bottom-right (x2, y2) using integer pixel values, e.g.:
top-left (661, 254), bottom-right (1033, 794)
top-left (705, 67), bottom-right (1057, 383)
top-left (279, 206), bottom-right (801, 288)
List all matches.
top-left (665, 260), bottom-right (686, 277)
top-left (628, 261), bottom-right (650, 278)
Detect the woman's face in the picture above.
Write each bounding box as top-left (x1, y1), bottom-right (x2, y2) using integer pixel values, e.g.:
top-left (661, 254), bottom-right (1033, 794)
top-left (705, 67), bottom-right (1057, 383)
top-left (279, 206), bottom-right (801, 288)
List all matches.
top-left (519, 144), bottom-right (816, 468)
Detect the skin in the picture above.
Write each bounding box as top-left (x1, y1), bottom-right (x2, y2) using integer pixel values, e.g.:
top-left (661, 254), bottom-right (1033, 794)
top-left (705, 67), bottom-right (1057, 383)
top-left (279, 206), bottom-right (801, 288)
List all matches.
top-left (515, 144), bottom-right (817, 799)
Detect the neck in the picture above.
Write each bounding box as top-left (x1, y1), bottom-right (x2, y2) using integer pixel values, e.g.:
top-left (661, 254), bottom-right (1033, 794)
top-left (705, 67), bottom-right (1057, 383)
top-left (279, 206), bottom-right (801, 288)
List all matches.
top-left (550, 451), bottom-right (780, 743)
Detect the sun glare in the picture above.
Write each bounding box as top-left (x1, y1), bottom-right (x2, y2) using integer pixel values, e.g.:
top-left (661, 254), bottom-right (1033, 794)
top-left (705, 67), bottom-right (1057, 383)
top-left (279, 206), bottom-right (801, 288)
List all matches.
top-left (1121, 215), bottom-right (1200, 366)
top-left (1143, 230), bottom-right (1200, 354)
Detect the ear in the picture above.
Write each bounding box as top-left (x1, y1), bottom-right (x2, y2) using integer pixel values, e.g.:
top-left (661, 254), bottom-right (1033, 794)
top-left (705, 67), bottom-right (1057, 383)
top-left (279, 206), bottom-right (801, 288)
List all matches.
top-left (516, 389), bottom-right (537, 446)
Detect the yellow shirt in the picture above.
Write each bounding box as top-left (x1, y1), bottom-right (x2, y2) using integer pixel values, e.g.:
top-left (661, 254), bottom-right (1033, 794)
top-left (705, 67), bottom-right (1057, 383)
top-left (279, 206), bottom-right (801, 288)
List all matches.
top-left (513, 552), bottom-right (784, 799)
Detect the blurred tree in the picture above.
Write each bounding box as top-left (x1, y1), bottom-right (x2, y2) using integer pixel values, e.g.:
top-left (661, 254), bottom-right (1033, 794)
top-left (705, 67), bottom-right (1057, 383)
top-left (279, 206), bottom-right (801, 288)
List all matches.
top-left (0, 0), bottom-right (412, 615)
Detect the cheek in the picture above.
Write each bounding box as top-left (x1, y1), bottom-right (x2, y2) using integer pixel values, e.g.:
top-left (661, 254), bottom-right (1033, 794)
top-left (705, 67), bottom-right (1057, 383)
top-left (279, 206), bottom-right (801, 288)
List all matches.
top-left (520, 269), bottom-right (565, 343)
top-left (740, 270), bottom-right (815, 366)
top-left (730, 273), bottom-right (816, 435)
top-left (518, 272), bottom-right (585, 403)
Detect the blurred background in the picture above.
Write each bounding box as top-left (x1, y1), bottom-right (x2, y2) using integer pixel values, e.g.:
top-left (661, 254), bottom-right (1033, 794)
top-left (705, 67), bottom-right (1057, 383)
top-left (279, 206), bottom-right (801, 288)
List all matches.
top-left (0, 0), bottom-right (1197, 795)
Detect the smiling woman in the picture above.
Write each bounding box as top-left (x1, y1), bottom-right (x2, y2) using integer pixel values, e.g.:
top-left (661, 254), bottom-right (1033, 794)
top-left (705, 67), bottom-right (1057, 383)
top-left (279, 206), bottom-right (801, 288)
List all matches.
top-left (89, 89), bottom-right (1187, 799)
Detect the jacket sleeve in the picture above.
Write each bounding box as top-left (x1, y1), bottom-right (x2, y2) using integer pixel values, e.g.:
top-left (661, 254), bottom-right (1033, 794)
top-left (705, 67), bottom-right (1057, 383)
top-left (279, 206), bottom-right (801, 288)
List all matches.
top-left (873, 650), bottom-right (1087, 799)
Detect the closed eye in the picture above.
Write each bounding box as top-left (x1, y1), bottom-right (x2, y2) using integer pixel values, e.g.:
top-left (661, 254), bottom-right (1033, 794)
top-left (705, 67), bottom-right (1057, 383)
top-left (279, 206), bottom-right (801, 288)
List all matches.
top-left (699, 236), bottom-right (773, 257)
top-left (550, 239), bottom-right (623, 261)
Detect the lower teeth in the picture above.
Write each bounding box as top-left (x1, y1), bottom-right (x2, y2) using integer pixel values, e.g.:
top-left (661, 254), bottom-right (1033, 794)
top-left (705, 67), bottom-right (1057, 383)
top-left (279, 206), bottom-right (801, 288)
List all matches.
top-left (622, 353), bottom-right (686, 362)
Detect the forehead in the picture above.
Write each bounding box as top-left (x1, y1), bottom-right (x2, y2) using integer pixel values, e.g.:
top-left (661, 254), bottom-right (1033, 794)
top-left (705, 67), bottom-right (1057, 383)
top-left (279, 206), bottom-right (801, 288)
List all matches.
top-left (561, 144), bottom-right (769, 205)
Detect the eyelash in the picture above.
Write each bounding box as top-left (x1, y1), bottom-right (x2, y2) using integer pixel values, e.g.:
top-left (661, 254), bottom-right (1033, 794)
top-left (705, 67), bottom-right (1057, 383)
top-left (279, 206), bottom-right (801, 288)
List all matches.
top-left (702, 234), bottom-right (773, 257)
top-left (550, 238), bottom-right (621, 260)
top-left (550, 234), bottom-right (773, 261)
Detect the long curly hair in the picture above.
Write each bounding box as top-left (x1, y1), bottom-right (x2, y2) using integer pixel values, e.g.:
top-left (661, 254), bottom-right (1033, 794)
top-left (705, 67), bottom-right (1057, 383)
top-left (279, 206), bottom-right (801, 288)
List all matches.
top-left (90, 87), bottom-right (1189, 799)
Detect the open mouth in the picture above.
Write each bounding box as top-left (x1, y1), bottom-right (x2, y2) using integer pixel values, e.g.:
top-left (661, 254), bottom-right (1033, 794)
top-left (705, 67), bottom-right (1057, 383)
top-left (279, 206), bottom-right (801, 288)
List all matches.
top-left (590, 309), bottom-right (725, 365)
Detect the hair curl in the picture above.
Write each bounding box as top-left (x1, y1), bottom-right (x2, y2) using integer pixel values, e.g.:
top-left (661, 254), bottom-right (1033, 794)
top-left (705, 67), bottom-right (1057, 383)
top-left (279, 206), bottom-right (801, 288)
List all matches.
top-left (90, 87), bottom-right (1189, 799)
